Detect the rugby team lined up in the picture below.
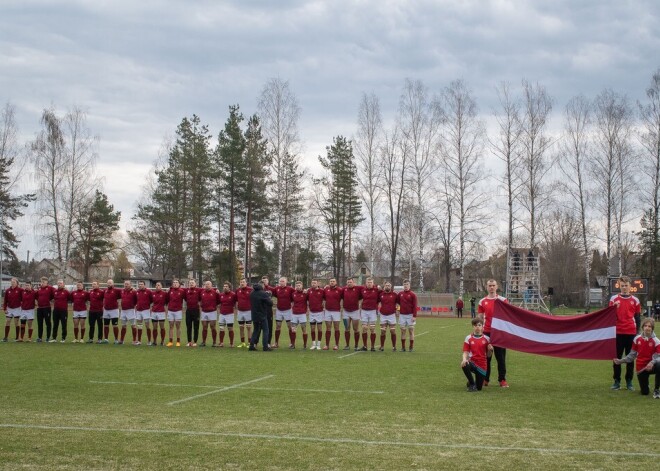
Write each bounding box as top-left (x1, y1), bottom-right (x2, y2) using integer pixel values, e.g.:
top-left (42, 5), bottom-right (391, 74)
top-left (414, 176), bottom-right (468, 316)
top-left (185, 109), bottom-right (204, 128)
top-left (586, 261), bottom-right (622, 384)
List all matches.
top-left (1, 275), bottom-right (423, 352)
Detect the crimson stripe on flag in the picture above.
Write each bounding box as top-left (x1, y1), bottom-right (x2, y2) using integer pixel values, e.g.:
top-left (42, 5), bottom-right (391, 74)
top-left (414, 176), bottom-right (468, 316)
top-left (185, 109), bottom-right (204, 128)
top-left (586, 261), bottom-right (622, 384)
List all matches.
top-left (490, 330), bottom-right (615, 360)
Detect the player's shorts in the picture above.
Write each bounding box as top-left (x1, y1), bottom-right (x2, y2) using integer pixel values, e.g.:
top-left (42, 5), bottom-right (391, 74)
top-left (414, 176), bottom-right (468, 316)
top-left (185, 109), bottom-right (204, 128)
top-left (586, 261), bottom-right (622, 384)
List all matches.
top-left (167, 310), bottom-right (183, 322)
top-left (291, 313), bottom-right (307, 326)
top-left (73, 310), bottom-right (88, 319)
top-left (398, 314), bottom-right (415, 327)
top-left (275, 309), bottom-right (292, 322)
top-left (237, 310), bottom-right (252, 323)
top-left (103, 309), bottom-right (119, 320)
top-left (219, 314), bottom-right (234, 326)
top-left (201, 310), bottom-right (217, 322)
top-left (136, 310), bottom-right (151, 322)
top-left (324, 310), bottom-right (341, 322)
top-left (151, 312), bottom-right (166, 322)
top-left (21, 309), bottom-right (35, 321)
top-left (120, 308), bottom-right (136, 322)
top-left (360, 309), bottom-right (377, 324)
top-left (6, 307), bottom-right (22, 318)
top-left (344, 310), bottom-right (360, 321)
top-left (379, 313), bottom-right (397, 326)
top-left (309, 312), bottom-right (324, 324)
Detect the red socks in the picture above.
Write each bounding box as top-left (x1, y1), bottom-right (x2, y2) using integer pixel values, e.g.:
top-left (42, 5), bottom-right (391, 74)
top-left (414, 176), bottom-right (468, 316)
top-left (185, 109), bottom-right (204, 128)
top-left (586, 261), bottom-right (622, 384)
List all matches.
top-left (344, 331), bottom-right (350, 346)
top-left (401, 338), bottom-right (406, 350)
top-left (4, 325), bottom-right (9, 338)
top-left (334, 329), bottom-right (340, 346)
top-left (410, 339), bottom-right (414, 349)
top-left (103, 326), bottom-right (109, 340)
top-left (113, 326), bottom-right (119, 340)
top-left (120, 326), bottom-right (127, 341)
top-left (354, 331), bottom-right (360, 347)
top-left (371, 332), bottom-right (376, 348)
top-left (291, 331), bottom-right (296, 346)
top-left (132, 326), bottom-right (137, 342)
top-left (391, 332), bottom-right (397, 347)
top-left (220, 331), bottom-right (226, 344)
top-left (202, 328), bottom-right (208, 343)
top-left (325, 329), bottom-right (331, 346)
top-left (362, 332), bottom-right (368, 346)
top-left (380, 333), bottom-right (386, 348)
top-left (228, 330), bottom-right (234, 345)
top-left (302, 332), bottom-right (308, 348)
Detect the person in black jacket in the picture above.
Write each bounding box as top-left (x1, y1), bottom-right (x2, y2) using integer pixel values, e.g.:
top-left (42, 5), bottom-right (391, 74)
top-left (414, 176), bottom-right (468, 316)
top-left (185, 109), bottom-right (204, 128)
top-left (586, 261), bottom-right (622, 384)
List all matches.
top-left (249, 283), bottom-right (273, 351)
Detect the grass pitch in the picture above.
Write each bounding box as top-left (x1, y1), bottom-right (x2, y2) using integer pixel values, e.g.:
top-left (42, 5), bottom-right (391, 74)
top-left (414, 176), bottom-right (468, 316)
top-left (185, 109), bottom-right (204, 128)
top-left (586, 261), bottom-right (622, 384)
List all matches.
top-left (0, 316), bottom-right (657, 470)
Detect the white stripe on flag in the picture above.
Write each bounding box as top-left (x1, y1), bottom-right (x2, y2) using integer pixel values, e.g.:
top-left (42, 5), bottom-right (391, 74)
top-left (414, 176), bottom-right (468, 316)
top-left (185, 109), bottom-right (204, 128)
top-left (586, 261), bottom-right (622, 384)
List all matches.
top-left (491, 318), bottom-right (615, 344)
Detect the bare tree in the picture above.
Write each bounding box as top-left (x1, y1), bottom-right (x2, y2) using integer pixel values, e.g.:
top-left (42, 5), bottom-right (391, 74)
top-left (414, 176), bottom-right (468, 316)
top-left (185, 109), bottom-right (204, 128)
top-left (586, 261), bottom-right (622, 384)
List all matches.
top-left (637, 68), bottom-right (660, 297)
top-left (379, 126), bottom-right (409, 284)
top-left (0, 103), bottom-right (30, 192)
top-left (490, 82), bottom-right (523, 249)
top-left (257, 78), bottom-right (302, 277)
top-left (440, 80), bottom-right (487, 296)
top-left (592, 89), bottom-right (634, 278)
top-left (355, 92), bottom-right (383, 276)
top-left (558, 95), bottom-right (592, 307)
top-left (398, 79), bottom-right (442, 291)
top-left (520, 80), bottom-right (554, 249)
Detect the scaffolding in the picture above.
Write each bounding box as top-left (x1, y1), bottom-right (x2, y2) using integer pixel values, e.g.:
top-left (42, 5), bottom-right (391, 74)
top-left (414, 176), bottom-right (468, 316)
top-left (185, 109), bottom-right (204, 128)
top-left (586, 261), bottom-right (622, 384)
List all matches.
top-left (505, 247), bottom-right (549, 313)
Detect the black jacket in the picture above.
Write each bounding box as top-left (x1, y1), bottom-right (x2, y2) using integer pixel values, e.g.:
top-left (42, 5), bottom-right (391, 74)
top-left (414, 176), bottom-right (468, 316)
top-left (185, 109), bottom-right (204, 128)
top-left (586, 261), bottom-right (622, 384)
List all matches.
top-left (250, 284), bottom-right (273, 319)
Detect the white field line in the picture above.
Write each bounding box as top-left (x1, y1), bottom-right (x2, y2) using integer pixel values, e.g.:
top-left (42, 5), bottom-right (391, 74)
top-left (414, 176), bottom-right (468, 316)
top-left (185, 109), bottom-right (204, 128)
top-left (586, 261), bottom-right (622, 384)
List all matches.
top-left (1, 423), bottom-right (659, 458)
top-left (167, 375), bottom-right (274, 406)
top-left (337, 351), bottom-right (362, 359)
top-left (415, 331), bottom-right (430, 337)
top-left (89, 381), bottom-right (384, 394)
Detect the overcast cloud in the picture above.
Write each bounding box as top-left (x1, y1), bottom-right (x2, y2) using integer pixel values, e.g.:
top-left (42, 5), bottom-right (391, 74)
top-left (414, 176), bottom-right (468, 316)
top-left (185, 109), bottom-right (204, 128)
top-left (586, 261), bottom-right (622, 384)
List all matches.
top-left (1, 0), bottom-right (659, 259)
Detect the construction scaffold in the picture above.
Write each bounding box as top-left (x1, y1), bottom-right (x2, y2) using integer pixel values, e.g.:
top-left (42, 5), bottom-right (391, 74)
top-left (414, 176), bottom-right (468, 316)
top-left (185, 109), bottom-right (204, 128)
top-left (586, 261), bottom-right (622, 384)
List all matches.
top-left (505, 247), bottom-right (550, 313)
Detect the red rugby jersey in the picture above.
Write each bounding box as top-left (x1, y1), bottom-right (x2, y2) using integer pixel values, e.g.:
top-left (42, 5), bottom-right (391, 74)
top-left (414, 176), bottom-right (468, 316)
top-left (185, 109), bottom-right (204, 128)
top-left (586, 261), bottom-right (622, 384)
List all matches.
top-left (71, 289), bottom-right (89, 311)
top-left (167, 287), bottom-right (186, 311)
top-left (36, 285), bottom-right (55, 308)
top-left (271, 286), bottom-right (294, 310)
top-left (219, 291), bottom-right (237, 315)
top-left (292, 289), bottom-right (308, 314)
top-left (609, 294), bottom-right (640, 335)
top-left (236, 286), bottom-right (252, 311)
top-left (88, 288), bottom-right (105, 312)
top-left (378, 291), bottom-right (397, 315)
top-left (53, 288), bottom-right (70, 310)
top-left (478, 295), bottom-right (508, 333)
top-left (3, 286), bottom-right (23, 310)
top-left (21, 289), bottom-right (37, 310)
top-left (151, 290), bottom-right (168, 312)
top-left (103, 287), bottom-right (122, 310)
top-left (342, 286), bottom-right (362, 311)
top-left (307, 287), bottom-right (325, 313)
top-left (136, 288), bottom-right (152, 311)
top-left (200, 288), bottom-right (220, 312)
top-left (324, 286), bottom-right (343, 311)
top-left (463, 334), bottom-right (490, 371)
top-left (398, 289), bottom-right (418, 316)
top-left (360, 286), bottom-right (380, 310)
top-left (120, 288), bottom-right (137, 310)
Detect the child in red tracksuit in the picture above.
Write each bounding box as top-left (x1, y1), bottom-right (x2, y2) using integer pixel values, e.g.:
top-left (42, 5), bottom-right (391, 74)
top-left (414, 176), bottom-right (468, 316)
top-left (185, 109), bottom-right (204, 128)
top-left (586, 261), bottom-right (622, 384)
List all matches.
top-left (614, 317), bottom-right (660, 398)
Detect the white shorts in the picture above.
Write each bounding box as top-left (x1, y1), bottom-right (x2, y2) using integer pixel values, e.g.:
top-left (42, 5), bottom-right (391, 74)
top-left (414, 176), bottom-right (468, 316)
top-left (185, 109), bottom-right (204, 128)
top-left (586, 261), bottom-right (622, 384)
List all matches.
top-left (6, 307), bottom-right (22, 318)
top-left (291, 313), bottom-right (307, 326)
top-left (399, 314), bottom-right (415, 327)
top-left (344, 310), bottom-right (360, 321)
top-left (309, 312), bottom-right (324, 324)
top-left (103, 309), bottom-right (119, 320)
top-left (237, 310), bottom-right (252, 323)
top-left (324, 310), bottom-right (341, 322)
top-left (361, 309), bottom-right (377, 324)
top-left (167, 310), bottom-right (183, 322)
top-left (151, 312), bottom-right (166, 322)
top-left (201, 311), bottom-right (217, 322)
top-left (380, 313), bottom-right (397, 326)
top-left (73, 310), bottom-right (88, 319)
top-left (21, 309), bottom-right (35, 321)
top-left (136, 310), bottom-right (151, 322)
top-left (276, 309), bottom-right (292, 322)
top-left (120, 308), bottom-right (136, 321)
top-left (219, 314), bottom-right (234, 326)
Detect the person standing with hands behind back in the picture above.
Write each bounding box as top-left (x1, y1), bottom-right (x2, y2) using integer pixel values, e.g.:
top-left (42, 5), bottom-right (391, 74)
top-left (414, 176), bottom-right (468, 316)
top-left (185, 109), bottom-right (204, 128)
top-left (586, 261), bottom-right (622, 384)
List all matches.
top-left (610, 276), bottom-right (641, 391)
top-left (249, 282), bottom-right (273, 351)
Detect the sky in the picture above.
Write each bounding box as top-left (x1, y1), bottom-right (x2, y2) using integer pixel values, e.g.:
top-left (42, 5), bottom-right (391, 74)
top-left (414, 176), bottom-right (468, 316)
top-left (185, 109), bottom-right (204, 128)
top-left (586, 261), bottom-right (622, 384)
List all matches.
top-left (1, 0), bottom-right (659, 261)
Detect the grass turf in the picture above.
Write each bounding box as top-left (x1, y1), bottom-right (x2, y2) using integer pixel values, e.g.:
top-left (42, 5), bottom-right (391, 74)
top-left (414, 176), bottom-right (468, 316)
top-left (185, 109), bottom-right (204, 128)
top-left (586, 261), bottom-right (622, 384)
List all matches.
top-left (0, 315), bottom-right (657, 470)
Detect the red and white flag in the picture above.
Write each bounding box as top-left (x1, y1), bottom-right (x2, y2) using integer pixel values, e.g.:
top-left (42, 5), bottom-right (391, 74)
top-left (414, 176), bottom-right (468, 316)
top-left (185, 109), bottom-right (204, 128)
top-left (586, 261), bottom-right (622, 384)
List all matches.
top-left (490, 300), bottom-right (617, 360)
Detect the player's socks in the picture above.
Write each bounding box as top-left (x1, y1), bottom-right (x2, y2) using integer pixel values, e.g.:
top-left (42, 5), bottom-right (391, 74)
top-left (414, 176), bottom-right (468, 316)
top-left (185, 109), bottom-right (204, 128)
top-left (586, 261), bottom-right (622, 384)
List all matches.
top-left (176, 337), bottom-right (180, 343)
top-left (28, 328), bottom-right (33, 340)
top-left (15, 325), bottom-right (20, 339)
top-left (228, 330), bottom-right (234, 345)
top-left (391, 332), bottom-right (397, 347)
top-left (160, 328), bottom-right (166, 343)
top-left (240, 335), bottom-right (245, 344)
top-left (344, 331), bottom-right (350, 346)
top-left (401, 338), bottom-right (406, 350)
top-left (103, 326), bottom-right (109, 340)
top-left (302, 332), bottom-right (308, 348)
top-left (380, 333), bottom-right (386, 348)
top-left (4, 325), bottom-right (9, 338)
top-left (334, 329), bottom-right (340, 346)
top-left (291, 331), bottom-right (296, 346)
top-left (211, 330), bottom-right (217, 344)
top-left (74, 327), bottom-right (79, 340)
top-left (120, 326), bottom-right (127, 341)
top-left (81, 328), bottom-right (85, 340)
top-left (325, 329), bottom-right (331, 346)
top-left (202, 328), bottom-right (208, 343)
top-left (311, 329), bottom-right (316, 342)
top-left (220, 330), bottom-right (225, 344)
top-left (20, 325), bottom-right (25, 339)
top-left (409, 339), bottom-right (414, 350)
top-left (371, 332), bottom-right (376, 348)
top-left (113, 326), bottom-right (119, 340)
top-left (131, 326), bottom-right (137, 341)
top-left (275, 328), bottom-right (281, 344)
top-left (362, 332), bottom-right (368, 346)
top-left (354, 331), bottom-right (360, 347)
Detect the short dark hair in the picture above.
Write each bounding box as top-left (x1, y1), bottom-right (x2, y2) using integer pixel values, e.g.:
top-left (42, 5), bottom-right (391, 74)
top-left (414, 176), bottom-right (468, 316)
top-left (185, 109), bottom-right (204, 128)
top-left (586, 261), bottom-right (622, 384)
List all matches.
top-left (471, 318), bottom-right (483, 326)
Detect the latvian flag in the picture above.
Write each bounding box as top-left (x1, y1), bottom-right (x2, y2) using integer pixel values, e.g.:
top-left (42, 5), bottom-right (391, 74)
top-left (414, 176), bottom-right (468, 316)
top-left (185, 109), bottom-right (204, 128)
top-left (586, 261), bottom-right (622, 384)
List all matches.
top-left (490, 300), bottom-right (617, 360)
